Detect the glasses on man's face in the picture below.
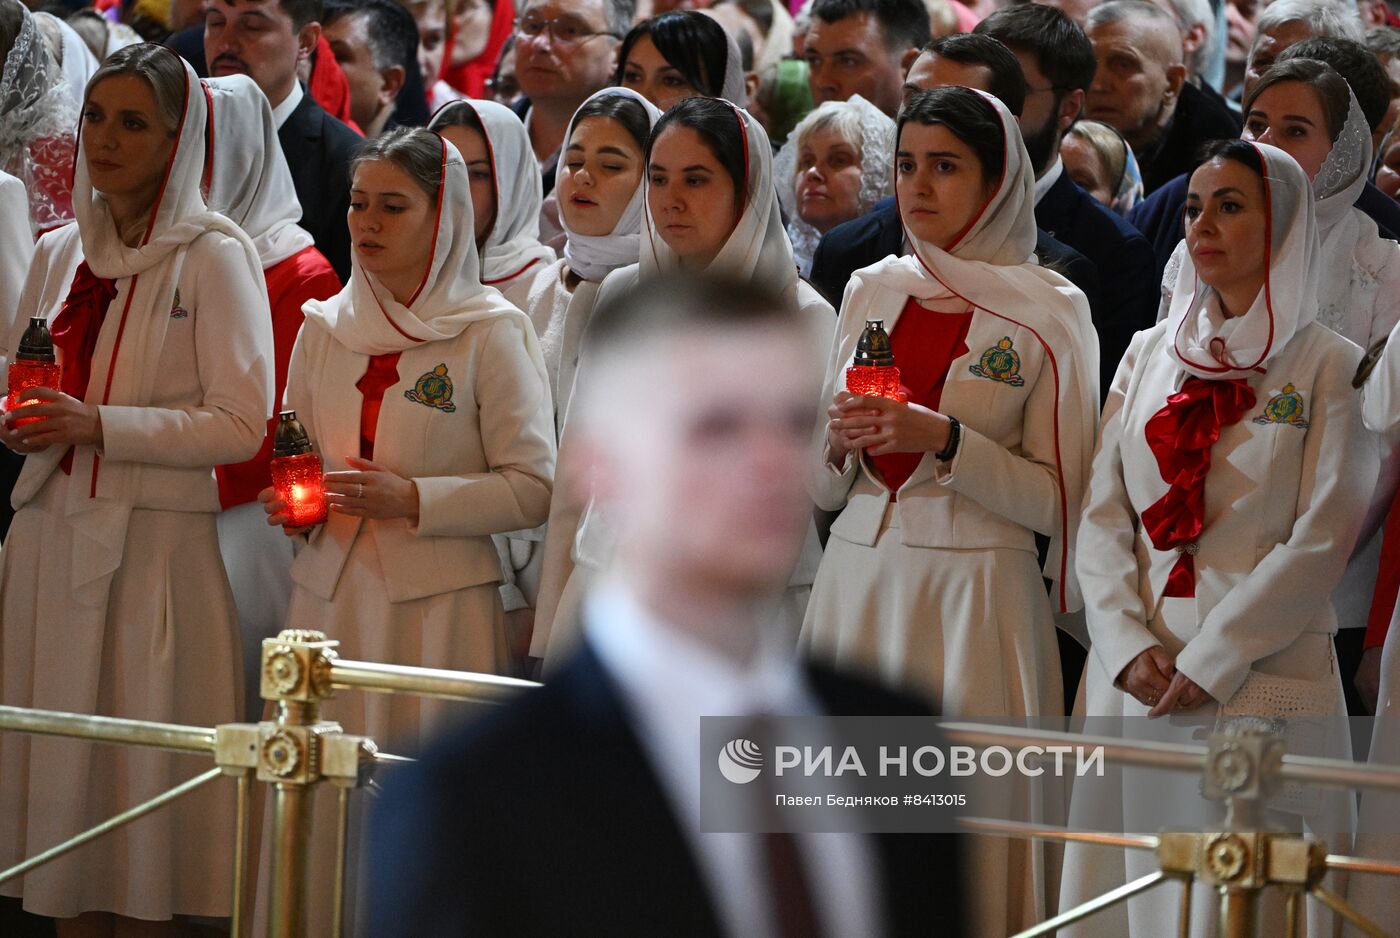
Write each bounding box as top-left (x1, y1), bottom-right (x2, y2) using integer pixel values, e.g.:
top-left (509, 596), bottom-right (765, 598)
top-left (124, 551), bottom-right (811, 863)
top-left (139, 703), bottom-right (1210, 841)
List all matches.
top-left (514, 14), bottom-right (620, 47)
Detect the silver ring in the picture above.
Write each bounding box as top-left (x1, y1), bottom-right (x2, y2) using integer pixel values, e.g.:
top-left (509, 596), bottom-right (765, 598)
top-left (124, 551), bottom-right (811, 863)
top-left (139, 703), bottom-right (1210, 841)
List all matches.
top-left (357, 483), bottom-right (364, 499)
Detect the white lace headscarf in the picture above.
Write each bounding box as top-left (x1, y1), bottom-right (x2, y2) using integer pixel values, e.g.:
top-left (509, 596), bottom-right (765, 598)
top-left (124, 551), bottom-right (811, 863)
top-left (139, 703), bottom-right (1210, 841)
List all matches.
top-left (1, 2), bottom-right (77, 234)
top-left (774, 94), bottom-right (894, 275)
top-left (1309, 84), bottom-right (1378, 340)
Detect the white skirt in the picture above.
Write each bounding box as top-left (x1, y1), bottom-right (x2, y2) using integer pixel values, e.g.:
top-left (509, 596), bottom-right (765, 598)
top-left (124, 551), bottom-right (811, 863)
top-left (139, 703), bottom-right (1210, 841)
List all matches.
top-left (1059, 598), bottom-right (1352, 937)
top-left (799, 503), bottom-right (1062, 937)
top-left (253, 523), bottom-right (507, 937)
top-left (1348, 605), bottom-right (1400, 926)
top-left (0, 471), bottom-right (242, 920)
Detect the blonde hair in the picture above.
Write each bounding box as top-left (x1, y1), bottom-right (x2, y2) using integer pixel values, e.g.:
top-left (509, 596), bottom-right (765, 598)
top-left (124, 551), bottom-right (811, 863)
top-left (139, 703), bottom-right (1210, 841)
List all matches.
top-left (1065, 119), bottom-right (1128, 193)
top-left (85, 42), bottom-right (185, 133)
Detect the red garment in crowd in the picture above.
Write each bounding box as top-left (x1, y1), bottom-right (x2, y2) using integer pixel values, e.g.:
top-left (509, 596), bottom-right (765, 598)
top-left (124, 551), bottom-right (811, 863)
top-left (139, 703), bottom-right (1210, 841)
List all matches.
top-left (1365, 487), bottom-right (1400, 651)
top-left (1140, 376), bottom-right (1257, 598)
top-left (444, 0), bottom-right (515, 98)
top-left (49, 261), bottom-right (118, 475)
top-left (869, 297), bottom-right (973, 498)
top-left (216, 246), bottom-right (341, 509)
top-left (309, 33), bottom-right (364, 135)
top-left (355, 352), bottom-right (403, 460)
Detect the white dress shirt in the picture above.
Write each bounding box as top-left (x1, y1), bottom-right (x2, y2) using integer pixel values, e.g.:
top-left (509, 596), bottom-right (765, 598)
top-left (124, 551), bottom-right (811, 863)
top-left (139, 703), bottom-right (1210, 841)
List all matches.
top-left (584, 582), bottom-right (883, 938)
top-left (1033, 155), bottom-right (1064, 208)
top-left (270, 79), bottom-right (304, 130)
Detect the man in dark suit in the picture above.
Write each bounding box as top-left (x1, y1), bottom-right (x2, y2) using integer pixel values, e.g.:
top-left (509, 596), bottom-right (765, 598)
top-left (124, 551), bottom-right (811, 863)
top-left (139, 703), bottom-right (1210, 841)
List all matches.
top-left (976, 4), bottom-right (1159, 391)
top-left (205, 0), bottom-right (361, 281)
top-left (365, 276), bottom-right (965, 937)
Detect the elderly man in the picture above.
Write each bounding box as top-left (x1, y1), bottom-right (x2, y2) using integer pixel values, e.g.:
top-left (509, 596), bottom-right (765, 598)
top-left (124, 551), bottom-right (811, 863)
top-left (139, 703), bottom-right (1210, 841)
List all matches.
top-left (204, 0), bottom-right (361, 280)
top-left (802, 0), bottom-right (930, 117)
top-left (1244, 0), bottom-right (1364, 90)
top-left (514, 0), bottom-right (633, 192)
top-left (1128, 6), bottom-right (1399, 271)
top-left (1085, 0), bottom-right (1240, 192)
top-left (364, 275), bottom-right (965, 938)
top-left (323, 0), bottom-right (423, 136)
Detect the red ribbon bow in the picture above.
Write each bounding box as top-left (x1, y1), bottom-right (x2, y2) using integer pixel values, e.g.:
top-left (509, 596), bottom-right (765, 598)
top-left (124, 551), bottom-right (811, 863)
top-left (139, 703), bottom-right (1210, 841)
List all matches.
top-left (1140, 376), bottom-right (1257, 597)
top-left (50, 261), bottom-right (117, 474)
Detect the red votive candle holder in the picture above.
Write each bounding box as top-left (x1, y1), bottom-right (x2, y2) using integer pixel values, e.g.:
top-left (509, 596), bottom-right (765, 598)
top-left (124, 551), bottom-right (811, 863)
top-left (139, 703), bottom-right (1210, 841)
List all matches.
top-left (846, 319), bottom-right (905, 401)
top-left (270, 411), bottom-right (327, 526)
top-left (7, 318), bottom-right (61, 427)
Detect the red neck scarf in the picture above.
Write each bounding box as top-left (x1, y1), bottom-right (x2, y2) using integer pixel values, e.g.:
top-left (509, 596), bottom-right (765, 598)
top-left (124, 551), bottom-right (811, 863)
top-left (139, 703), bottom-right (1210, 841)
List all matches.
top-left (1140, 376), bottom-right (1257, 597)
top-left (444, 0), bottom-right (516, 98)
top-left (50, 261), bottom-right (119, 474)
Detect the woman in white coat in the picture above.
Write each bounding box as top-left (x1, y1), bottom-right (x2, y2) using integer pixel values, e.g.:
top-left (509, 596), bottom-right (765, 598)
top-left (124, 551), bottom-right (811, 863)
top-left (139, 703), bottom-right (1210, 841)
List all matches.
top-left (426, 98), bottom-right (556, 312)
top-left (204, 74), bottom-right (342, 722)
top-left (0, 43), bottom-right (273, 929)
top-left (1059, 141), bottom-right (1378, 937)
top-left (257, 126), bottom-right (555, 935)
top-left (531, 95), bottom-right (835, 668)
top-left (800, 86), bottom-right (1098, 937)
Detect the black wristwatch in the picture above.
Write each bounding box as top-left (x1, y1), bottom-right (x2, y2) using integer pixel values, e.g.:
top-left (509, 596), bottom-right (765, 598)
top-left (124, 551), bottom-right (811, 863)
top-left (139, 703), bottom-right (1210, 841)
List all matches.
top-left (935, 416), bottom-right (961, 462)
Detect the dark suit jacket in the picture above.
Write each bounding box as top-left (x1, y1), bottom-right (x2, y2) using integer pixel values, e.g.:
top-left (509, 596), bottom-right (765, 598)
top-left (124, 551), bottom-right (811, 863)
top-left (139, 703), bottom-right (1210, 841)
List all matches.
top-left (1136, 81), bottom-right (1242, 195)
top-left (365, 641), bottom-right (964, 937)
top-left (808, 197), bottom-right (1101, 313)
top-left (277, 89), bottom-right (361, 283)
top-left (1037, 170), bottom-right (1157, 393)
top-left (164, 26), bottom-right (208, 76)
top-left (1128, 173), bottom-right (1400, 284)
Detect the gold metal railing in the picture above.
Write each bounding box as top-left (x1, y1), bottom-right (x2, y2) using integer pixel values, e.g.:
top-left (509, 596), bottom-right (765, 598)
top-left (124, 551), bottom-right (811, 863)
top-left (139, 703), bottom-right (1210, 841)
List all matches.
top-left (3, 631), bottom-right (1400, 937)
top-left (940, 722), bottom-right (1400, 938)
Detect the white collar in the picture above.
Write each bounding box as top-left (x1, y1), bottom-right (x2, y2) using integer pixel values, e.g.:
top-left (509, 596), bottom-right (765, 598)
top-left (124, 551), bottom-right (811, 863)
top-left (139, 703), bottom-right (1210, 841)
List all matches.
top-left (585, 580), bottom-right (810, 724)
top-left (270, 80), bottom-right (304, 130)
top-left (1033, 155), bottom-right (1063, 207)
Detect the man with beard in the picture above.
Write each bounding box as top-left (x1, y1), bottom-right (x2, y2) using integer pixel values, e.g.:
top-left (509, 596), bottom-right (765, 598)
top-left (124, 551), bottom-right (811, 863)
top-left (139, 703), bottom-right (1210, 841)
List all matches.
top-left (204, 0), bottom-right (361, 280)
top-left (976, 3), bottom-right (1157, 393)
top-left (1084, 0), bottom-right (1241, 193)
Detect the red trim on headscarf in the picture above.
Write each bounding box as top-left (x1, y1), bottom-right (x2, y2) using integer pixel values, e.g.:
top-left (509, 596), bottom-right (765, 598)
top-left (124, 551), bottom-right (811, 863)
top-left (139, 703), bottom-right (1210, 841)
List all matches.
top-left (199, 81), bottom-right (215, 197)
top-left (407, 135), bottom-right (449, 307)
top-left (482, 257), bottom-right (542, 285)
top-left (1139, 377), bottom-right (1257, 597)
top-left (371, 282), bottom-right (427, 344)
top-left (726, 100), bottom-right (751, 207)
top-left (1171, 142), bottom-right (1276, 376)
top-left (140, 59), bottom-right (190, 249)
top-left (444, 0), bottom-right (516, 99)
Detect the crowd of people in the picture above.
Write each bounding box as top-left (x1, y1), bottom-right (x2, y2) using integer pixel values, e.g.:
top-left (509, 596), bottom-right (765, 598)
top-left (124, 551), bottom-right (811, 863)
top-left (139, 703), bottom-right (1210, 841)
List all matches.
top-left (1, 0), bottom-right (1400, 933)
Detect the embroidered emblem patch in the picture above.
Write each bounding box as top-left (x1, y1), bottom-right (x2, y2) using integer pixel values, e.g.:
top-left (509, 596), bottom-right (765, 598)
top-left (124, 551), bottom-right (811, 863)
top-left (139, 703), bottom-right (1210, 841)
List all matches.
top-left (1253, 383), bottom-right (1308, 428)
top-left (170, 289), bottom-right (188, 319)
top-left (404, 363), bottom-right (457, 413)
top-left (969, 336), bottom-right (1025, 387)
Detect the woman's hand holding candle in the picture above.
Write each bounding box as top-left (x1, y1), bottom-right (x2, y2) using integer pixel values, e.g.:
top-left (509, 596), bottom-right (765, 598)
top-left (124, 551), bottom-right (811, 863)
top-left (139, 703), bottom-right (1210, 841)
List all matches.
top-left (0, 388), bottom-right (103, 453)
top-left (828, 391), bottom-right (951, 459)
top-left (324, 456), bottom-right (420, 523)
top-left (259, 485), bottom-right (319, 537)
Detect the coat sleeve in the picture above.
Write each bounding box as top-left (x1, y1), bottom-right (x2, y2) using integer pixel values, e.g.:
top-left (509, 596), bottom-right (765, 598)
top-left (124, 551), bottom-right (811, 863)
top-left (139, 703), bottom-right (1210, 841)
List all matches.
top-left (1175, 342), bottom-right (1379, 704)
top-left (412, 315), bottom-right (556, 538)
top-left (805, 275), bottom-right (865, 512)
top-left (99, 233), bottom-right (274, 467)
top-left (1079, 330), bottom-right (1162, 688)
top-left (0, 174), bottom-right (34, 349)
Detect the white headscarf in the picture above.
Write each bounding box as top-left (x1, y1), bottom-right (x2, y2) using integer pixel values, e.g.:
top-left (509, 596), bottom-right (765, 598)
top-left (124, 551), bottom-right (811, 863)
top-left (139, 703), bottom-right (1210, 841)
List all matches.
top-left (556, 87), bottom-right (662, 283)
top-left (849, 89), bottom-right (1099, 610)
top-left (1309, 86), bottom-right (1385, 341)
top-left (719, 29), bottom-right (748, 106)
top-left (427, 99), bottom-right (556, 288)
top-left (774, 94), bottom-right (895, 275)
top-left (203, 75), bottom-right (314, 270)
top-left (302, 132), bottom-right (544, 361)
top-left (754, 0), bottom-right (795, 76)
top-left (32, 11), bottom-right (97, 108)
top-left (63, 48), bottom-right (267, 604)
top-left (640, 99), bottom-right (801, 300)
top-left (1165, 143), bottom-right (1319, 380)
top-left (1, 4), bottom-right (76, 234)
